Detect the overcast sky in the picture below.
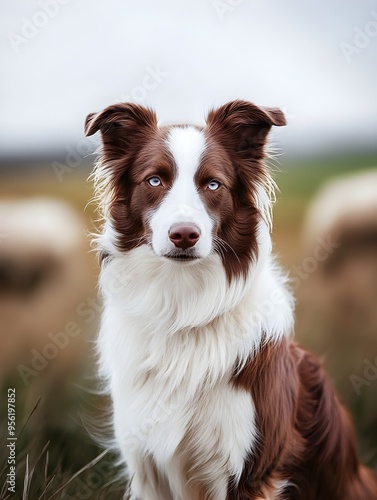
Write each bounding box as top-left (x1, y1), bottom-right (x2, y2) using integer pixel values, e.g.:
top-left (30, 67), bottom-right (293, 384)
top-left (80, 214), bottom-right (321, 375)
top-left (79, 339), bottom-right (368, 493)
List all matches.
top-left (1, 0), bottom-right (377, 157)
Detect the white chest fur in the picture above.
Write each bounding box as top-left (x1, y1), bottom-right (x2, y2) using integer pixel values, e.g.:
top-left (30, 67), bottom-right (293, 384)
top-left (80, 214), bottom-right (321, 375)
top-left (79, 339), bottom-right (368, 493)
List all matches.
top-left (97, 246), bottom-right (293, 499)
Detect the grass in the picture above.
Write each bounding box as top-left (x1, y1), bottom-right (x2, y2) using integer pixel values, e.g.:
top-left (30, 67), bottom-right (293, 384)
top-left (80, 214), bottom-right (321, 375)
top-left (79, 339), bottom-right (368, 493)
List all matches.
top-left (0, 376), bottom-right (124, 499)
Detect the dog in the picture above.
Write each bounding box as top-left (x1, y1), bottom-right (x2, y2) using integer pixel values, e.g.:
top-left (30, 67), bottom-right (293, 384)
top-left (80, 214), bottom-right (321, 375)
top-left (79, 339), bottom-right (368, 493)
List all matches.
top-left (85, 100), bottom-right (377, 499)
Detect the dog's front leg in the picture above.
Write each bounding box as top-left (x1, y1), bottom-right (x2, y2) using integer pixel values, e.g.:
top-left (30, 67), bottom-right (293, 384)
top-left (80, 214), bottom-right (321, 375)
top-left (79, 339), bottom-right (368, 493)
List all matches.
top-left (124, 451), bottom-right (174, 500)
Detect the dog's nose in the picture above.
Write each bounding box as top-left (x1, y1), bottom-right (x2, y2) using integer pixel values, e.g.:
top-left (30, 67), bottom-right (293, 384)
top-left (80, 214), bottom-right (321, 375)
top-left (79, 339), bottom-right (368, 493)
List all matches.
top-left (168, 224), bottom-right (201, 250)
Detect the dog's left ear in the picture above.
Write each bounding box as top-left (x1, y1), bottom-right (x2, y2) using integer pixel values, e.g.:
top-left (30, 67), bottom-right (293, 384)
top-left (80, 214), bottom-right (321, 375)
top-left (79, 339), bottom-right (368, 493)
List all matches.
top-left (206, 100), bottom-right (286, 159)
top-left (85, 102), bottom-right (157, 136)
top-left (84, 103), bottom-right (157, 160)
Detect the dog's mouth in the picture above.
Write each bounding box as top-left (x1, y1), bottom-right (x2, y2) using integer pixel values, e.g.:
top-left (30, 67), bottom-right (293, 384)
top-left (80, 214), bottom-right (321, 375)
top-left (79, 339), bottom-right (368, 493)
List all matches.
top-left (163, 250), bottom-right (200, 262)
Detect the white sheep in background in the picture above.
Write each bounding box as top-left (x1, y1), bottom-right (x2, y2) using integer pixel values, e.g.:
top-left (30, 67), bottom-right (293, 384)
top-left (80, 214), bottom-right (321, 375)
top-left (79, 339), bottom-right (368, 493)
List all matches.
top-left (0, 198), bottom-right (96, 381)
top-left (302, 169), bottom-right (377, 264)
top-left (297, 168), bottom-right (377, 405)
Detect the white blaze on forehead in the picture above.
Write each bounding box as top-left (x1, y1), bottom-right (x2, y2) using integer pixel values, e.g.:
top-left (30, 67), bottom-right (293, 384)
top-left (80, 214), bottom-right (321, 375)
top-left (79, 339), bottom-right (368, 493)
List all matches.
top-left (163, 126), bottom-right (210, 244)
top-left (167, 126), bottom-right (206, 181)
top-left (149, 126), bottom-right (213, 257)
top-left (165, 126), bottom-right (206, 213)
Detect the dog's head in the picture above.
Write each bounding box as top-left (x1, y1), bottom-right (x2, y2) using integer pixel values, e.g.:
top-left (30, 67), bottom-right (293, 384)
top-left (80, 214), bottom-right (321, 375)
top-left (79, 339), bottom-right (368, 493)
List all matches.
top-left (85, 100), bottom-right (286, 280)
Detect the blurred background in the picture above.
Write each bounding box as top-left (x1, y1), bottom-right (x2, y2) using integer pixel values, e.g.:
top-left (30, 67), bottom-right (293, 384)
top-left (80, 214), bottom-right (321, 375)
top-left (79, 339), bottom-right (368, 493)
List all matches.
top-left (1, 0), bottom-right (377, 498)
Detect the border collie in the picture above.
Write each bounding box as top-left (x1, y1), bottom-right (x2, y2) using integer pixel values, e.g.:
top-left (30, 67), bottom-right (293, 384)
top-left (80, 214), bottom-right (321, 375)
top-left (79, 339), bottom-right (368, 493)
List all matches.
top-left (85, 100), bottom-right (377, 499)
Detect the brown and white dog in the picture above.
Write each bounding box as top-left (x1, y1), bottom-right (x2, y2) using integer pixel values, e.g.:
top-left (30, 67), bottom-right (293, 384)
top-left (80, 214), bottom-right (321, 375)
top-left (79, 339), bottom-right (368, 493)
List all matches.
top-left (85, 101), bottom-right (377, 499)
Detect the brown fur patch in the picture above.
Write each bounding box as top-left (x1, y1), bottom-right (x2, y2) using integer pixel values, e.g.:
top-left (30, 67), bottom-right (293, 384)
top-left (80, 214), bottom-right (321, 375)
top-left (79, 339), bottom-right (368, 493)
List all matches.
top-left (229, 339), bottom-right (377, 499)
top-left (86, 103), bottom-right (177, 252)
top-left (107, 129), bottom-right (176, 253)
top-left (203, 101), bottom-right (285, 279)
top-left (197, 135), bottom-right (260, 280)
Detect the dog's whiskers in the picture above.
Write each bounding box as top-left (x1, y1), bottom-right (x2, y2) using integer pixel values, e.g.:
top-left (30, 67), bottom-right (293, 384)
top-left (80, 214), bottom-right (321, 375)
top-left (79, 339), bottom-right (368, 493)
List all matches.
top-left (213, 236), bottom-right (241, 264)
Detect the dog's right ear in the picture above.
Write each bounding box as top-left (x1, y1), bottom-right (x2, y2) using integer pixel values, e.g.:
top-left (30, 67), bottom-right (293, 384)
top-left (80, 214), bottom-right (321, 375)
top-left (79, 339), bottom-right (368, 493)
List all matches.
top-left (206, 100), bottom-right (286, 161)
top-left (85, 103), bottom-right (158, 158)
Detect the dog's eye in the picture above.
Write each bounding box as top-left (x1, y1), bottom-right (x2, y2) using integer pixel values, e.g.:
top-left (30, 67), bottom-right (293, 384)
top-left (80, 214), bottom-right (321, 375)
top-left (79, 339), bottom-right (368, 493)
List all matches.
top-left (207, 180), bottom-right (221, 191)
top-left (147, 177), bottom-right (162, 187)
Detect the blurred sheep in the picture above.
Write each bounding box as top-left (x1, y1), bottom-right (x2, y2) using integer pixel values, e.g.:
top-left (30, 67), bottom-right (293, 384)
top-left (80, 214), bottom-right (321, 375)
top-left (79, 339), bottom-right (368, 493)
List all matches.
top-left (302, 169), bottom-right (377, 272)
top-left (299, 170), bottom-right (377, 317)
top-left (295, 169), bottom-right (377, 452)
top-left (0, 198), bottom-right (97, 381)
